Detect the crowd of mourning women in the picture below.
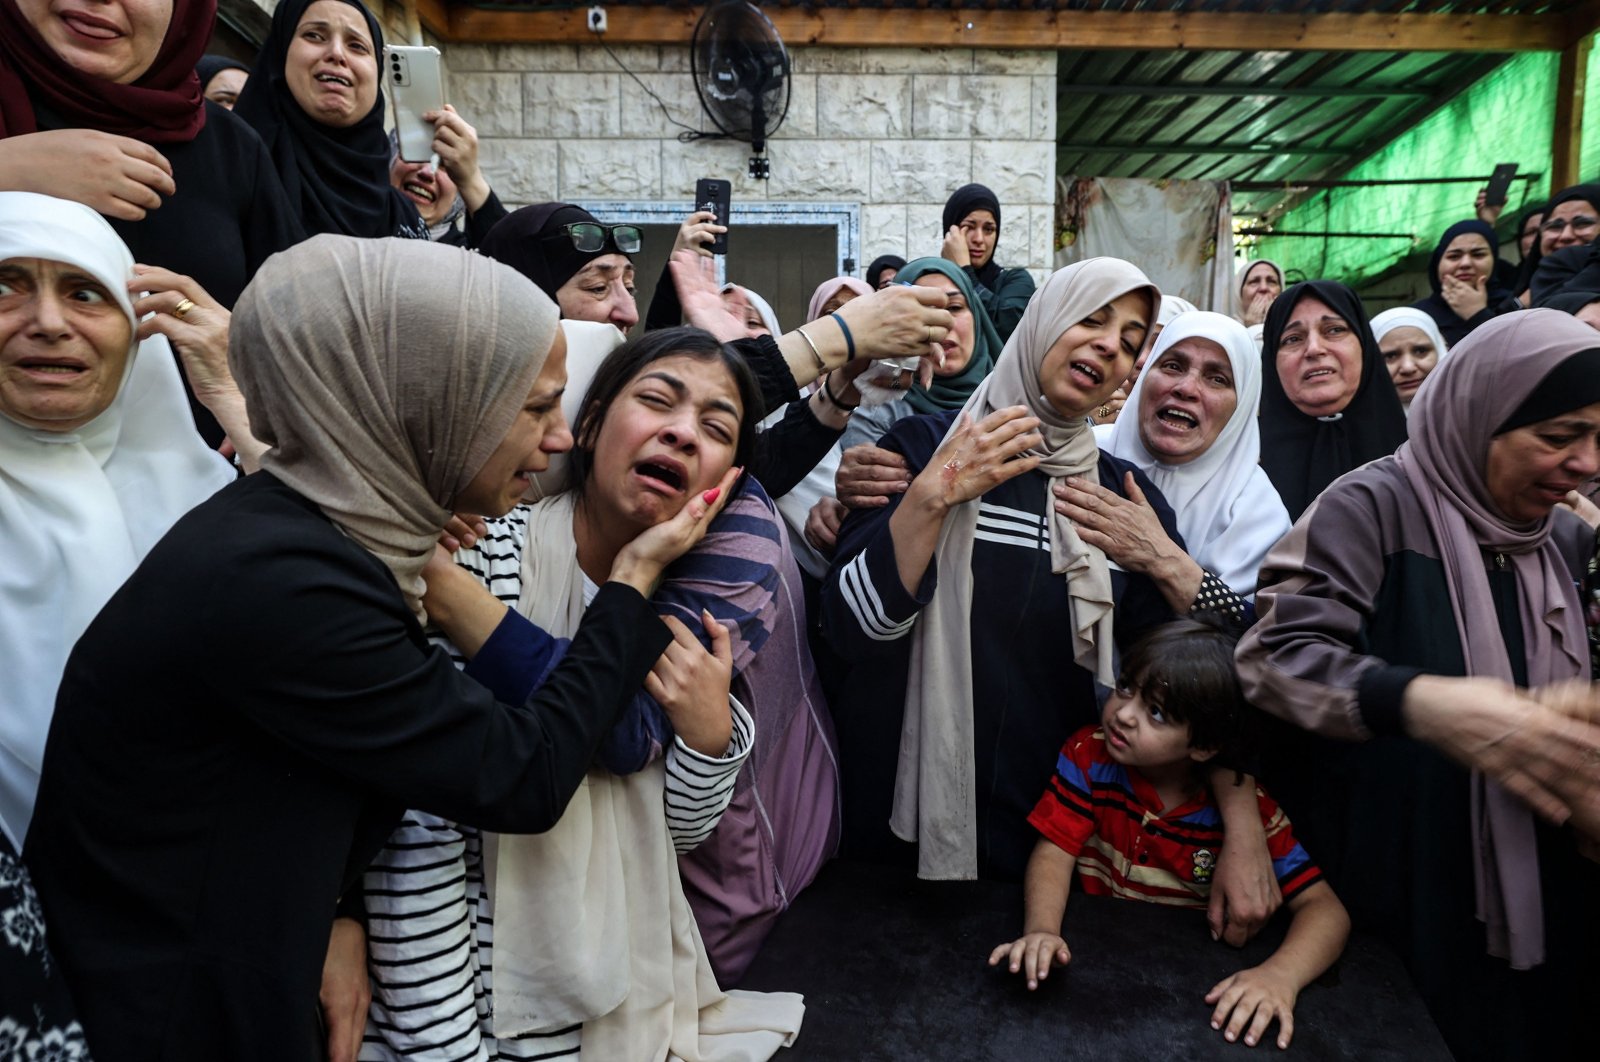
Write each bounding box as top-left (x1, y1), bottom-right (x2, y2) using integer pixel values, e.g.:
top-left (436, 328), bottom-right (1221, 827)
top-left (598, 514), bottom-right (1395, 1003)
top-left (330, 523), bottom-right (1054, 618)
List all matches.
top-left (4, 0), bottom-right (1600, 1059)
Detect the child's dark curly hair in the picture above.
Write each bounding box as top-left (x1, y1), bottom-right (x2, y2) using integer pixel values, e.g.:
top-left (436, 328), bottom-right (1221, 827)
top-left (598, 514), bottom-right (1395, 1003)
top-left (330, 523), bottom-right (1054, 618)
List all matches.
top-left (1117, 615), bottom-right (1251, 768)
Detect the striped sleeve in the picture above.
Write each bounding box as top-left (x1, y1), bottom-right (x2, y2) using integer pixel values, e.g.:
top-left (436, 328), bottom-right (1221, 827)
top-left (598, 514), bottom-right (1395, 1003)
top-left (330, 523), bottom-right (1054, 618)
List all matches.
top-left (820, 416), bottom-right (946, 661)
top-left (664, 696), bottom-right (754, 853)
top-left (821, 510), bottom-right (931, 658)
top-left (1259, 791), bottom-right (1324, 901)
top-left (1025, 727), bottom-right (1102, 857)
top-left (359, 815), bottom-right (485, 1061)
top-left (653, 482), bottom-right (784, 676)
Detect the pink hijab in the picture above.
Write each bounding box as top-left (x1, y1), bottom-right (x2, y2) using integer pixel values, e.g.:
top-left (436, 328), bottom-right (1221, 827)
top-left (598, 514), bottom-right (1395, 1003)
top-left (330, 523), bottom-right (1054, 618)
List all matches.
top-left (805, 276), bottom-right (872, 323)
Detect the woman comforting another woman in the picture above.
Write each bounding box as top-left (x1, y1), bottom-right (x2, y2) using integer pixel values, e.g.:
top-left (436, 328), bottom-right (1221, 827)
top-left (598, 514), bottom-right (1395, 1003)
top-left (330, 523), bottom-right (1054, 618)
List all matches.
top-left (24, 236), bottom-right (734, 1062)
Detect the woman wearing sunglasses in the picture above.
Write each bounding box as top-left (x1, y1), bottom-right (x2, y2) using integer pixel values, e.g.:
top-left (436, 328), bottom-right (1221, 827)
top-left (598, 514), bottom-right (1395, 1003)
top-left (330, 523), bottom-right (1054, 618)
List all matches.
top-left (480, 202), bottom-right (642, 331)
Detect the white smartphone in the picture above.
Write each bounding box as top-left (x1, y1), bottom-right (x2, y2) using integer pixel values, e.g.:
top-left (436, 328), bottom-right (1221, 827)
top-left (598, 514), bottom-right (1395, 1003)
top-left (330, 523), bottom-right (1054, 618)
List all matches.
top-left (385, 45), bottom-right (445, 163)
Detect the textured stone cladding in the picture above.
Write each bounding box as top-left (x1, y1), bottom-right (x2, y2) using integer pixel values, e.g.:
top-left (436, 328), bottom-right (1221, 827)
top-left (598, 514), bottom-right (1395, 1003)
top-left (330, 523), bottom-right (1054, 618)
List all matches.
top-left (440, 42), bottom-right (1058, 280)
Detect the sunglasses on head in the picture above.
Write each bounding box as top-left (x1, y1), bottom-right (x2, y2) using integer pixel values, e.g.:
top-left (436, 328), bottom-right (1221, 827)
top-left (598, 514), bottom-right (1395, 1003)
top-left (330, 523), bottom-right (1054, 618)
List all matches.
top-left (548, 222), bottom-right (643, 255)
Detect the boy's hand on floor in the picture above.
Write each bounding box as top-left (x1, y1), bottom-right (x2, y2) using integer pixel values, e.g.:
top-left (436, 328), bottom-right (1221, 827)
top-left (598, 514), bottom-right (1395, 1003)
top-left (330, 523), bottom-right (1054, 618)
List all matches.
top-left (1205, 965), bottom-right (1298, 1049)
top-left (988, 932), bottom-right (1071, 990)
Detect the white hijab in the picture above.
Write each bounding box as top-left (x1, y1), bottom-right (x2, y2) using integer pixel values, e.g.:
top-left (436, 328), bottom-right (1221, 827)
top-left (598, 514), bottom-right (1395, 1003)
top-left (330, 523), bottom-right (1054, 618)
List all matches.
top-left (1103, 311), bottom-right (1289, 599)
top-left (1370, 307), bottom-right (1451, 415)
top-left (0, 192), bottom-right (233, 848)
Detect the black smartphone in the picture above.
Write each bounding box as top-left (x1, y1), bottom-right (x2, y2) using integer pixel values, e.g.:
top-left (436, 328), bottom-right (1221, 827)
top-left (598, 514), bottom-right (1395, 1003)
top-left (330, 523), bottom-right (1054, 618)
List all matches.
top-left (695, 178), bottom-right (732, 255)
top-left (1484, 162), bottom-right (1518, 208)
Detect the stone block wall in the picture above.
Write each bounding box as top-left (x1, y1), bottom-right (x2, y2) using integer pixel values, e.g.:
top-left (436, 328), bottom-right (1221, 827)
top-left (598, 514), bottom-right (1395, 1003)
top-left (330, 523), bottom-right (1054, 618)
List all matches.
top-left (437, 42), bottom-right (1059, 279)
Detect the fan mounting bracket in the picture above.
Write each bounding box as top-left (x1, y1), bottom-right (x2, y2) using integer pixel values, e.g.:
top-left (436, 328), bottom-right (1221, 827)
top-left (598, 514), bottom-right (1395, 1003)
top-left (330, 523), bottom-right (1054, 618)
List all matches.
top-left (748, 155), bottom-right (770, 180)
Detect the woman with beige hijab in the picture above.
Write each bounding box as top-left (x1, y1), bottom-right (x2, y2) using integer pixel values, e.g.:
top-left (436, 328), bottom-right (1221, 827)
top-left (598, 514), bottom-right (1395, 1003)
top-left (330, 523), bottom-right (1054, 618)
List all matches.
top-left (820, 259), bottom-right (1187, 882)
top-left (24, 234), bottom-right (733, 1062)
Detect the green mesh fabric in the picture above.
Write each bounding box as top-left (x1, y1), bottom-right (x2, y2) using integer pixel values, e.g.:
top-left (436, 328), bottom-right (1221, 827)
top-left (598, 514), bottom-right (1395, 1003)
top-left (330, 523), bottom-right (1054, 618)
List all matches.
top-left (1582, 37), bottom-right (1600, 182)
top-left (1250, 51), bottom-right (1559, 288)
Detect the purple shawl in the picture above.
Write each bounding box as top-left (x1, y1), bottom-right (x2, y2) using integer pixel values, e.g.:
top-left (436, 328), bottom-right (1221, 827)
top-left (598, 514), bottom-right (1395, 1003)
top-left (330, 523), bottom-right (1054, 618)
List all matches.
top-left (1395, 308), bottom-right (1594, 969)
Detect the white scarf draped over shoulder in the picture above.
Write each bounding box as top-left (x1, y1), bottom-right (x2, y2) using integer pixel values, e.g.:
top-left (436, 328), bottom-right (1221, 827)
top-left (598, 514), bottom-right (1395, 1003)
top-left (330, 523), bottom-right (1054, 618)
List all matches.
top-left (891, 257), bottom-right (1160, 880)
top-left (489, 494), bottom-right (803, 1059)
top-left (1103, 310), bottom-right (1290, 598)
top-left (0, 192), bottom-right (233, 848)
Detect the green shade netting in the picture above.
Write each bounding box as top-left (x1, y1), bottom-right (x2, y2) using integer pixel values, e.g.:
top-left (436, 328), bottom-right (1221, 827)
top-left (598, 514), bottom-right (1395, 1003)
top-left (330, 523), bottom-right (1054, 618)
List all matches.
top-left (1249, 51), bottom-right (1558, 288)
top-left (1581, 35), bottom-right (1600, 182)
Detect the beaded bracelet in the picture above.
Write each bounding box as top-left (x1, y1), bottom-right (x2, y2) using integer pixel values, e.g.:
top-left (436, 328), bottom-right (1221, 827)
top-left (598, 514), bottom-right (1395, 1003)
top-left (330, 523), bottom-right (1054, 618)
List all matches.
top-left (795, 325), bottom-right (827, 375)
top-left (828, 311), bottom-right (857, 361)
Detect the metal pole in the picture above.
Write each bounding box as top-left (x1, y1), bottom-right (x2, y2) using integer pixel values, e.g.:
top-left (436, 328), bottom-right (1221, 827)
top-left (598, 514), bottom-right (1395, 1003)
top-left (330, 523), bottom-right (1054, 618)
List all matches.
top-left (1232, 174), bottom-right (1540, 191)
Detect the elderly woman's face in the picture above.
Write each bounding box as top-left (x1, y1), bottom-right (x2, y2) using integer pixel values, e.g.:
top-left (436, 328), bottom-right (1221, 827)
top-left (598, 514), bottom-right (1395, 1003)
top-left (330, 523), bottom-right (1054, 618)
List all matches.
top-left (285, 0), bottom-right (378, 129)
top-left (1485, 401), bottom-right (1600, 523)
top-left (1275, 295), bottom-right (1363, 418)
top-left (1138, 336), bottom-right (1237, 466)
top-left (1379, 325), bottom-right (1439, 406)
top-left (557, 255), bottom-right (638, 332)
top-left (1240, 263), bottom-right (1281, 303)
top-left (0, 257), bottom-right (132, 432)
top-left (583, 353), bottom-right (743, 533)
top-left (17, 0), bottom-right (173, 84)
top-left (1038, 290), bottom-right (1150, 419)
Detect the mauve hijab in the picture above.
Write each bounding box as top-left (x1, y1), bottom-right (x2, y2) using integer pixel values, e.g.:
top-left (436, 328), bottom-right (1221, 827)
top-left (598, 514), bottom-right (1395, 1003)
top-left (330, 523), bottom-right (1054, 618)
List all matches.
top-left (1396, 308), bottom-right (1596, 970)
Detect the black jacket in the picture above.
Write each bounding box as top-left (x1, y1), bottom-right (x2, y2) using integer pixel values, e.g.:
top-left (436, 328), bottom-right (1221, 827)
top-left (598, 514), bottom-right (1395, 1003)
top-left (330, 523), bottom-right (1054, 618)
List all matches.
top-left (26, 472), bottom-right (669, 1062)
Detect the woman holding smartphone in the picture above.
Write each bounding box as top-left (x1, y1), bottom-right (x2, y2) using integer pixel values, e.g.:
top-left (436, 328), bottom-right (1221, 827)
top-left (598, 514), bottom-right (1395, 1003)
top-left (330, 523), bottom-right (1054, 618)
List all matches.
top-left (234, 0), bottom-right (426, 239)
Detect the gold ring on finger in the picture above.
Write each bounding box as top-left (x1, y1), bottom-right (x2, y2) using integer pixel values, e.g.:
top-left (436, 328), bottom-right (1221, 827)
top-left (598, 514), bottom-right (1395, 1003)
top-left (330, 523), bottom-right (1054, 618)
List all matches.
top-left (1096, 405), bottom-right (1111, 419)
top-left (173, 297), bottom-right (196, 320)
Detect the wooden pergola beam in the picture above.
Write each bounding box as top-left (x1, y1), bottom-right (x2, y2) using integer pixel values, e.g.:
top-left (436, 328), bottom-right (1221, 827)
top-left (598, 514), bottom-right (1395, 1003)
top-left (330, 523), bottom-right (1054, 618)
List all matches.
top-left (422, 5), bottom-right (1585, 53)
top-left (1552, 33), bottom-right (1593, 188)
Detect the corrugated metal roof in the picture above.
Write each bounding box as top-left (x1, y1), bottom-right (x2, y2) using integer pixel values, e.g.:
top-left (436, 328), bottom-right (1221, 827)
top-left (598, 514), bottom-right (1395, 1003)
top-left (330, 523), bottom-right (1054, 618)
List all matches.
top-left (1054, 46), bottom-right (1512, 222)
top-left (453, 0), bottom-right (1576, 223)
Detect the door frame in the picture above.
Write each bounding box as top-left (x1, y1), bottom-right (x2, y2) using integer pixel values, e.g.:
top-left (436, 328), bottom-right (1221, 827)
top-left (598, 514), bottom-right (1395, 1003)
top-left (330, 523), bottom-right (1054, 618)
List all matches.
top-left (578, 201), bottom-right (864, 284)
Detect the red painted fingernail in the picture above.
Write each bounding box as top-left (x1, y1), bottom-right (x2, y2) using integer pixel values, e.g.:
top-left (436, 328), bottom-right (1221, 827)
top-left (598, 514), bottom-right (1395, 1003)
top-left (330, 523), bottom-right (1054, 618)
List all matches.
top-left (702, 488), bottom-right (720, 505)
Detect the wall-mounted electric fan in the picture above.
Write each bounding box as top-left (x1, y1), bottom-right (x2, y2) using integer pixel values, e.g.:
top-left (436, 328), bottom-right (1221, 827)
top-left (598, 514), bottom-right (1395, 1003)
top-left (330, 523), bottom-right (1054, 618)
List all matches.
top-left (690, 1), bottom-right (791, 179)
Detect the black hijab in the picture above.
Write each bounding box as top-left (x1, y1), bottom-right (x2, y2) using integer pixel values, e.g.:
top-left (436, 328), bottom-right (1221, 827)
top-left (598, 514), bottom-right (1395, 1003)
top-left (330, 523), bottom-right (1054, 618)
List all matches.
top-left (1508, 201), bottom-right (1546, 294)
top-left (942, 183), bottom-right (1003, 289)
top-left (1544, 290), bottom-right (1600, 317)
top-left (1412, 219), bottom-right (1515, 347)
top-left (234, 0), bottom-right (424, 240)
top-left (1259, 280), bottom-right (1409, 520)
top-left (478, 202), bottom-right (626, 301)
top-left (1515, 185), bottom-right (1600, 297)
top-left (866, 253), bottom-right (905, 290)
top-left (196, 54), bottom-right (249, 91)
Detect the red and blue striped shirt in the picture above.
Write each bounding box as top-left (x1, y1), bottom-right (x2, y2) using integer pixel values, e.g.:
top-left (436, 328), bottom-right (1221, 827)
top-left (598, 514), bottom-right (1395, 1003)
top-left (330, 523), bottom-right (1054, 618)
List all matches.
top-left (1028, 726), bottom-right (1322, 908)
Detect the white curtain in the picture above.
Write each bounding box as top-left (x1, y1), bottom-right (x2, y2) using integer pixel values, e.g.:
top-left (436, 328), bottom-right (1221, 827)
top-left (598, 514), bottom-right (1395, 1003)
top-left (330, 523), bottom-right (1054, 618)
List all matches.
top-left (1055, 176), bottom-right (1234, 314)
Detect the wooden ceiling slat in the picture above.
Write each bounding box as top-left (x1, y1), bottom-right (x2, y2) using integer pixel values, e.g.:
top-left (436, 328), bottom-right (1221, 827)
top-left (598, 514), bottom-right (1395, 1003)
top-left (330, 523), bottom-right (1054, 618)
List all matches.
top-left (430, 5), bottom-right (1586, 51)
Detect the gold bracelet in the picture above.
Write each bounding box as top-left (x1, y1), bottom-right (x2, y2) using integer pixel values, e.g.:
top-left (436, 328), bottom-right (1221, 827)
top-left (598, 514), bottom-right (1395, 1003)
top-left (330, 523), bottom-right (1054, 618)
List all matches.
top-left (795, 325), bottom-right (827, 376)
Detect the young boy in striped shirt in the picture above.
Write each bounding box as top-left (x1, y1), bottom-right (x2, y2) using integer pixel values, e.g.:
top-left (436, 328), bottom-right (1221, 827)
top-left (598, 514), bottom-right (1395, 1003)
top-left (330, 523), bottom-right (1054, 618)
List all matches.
top-left (989, 618), bottom-right (1349, 1050)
